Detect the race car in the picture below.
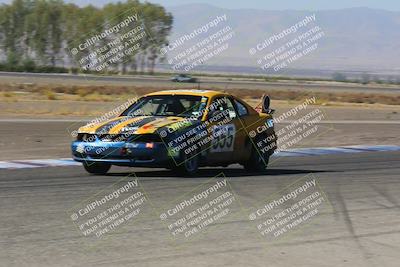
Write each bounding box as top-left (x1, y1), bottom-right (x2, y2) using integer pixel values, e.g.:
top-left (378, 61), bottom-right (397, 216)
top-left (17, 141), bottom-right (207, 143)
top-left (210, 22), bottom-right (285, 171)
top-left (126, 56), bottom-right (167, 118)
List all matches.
top-left (171, 74), bottom-right (197, 83)
top-left (71, 90), bottom-right (277, 175)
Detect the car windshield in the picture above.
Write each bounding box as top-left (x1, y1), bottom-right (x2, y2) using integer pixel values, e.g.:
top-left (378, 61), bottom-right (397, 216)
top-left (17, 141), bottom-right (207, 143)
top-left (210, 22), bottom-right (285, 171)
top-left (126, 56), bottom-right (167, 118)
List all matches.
top-left (121, 95), bottom-right (208, 118)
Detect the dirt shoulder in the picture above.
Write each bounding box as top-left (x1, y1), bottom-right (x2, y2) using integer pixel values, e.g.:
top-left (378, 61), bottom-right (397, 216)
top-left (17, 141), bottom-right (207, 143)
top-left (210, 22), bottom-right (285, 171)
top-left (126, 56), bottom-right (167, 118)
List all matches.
top-left (1, 98), bottom-right (399, 122)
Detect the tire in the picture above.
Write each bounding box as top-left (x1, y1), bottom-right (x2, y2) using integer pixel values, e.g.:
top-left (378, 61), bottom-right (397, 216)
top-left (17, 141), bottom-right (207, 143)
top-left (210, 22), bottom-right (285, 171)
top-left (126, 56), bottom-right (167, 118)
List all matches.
top-left (243, 147), bottom-right (269, 173)
top-left (83, 162), bottom-right (111, 175)
top-left (174, 150), bottom-right (200, 176)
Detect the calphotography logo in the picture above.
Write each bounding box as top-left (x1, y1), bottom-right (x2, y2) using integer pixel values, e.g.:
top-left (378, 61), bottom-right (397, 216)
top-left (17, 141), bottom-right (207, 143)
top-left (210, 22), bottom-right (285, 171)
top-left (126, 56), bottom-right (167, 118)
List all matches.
top-left (156, 173), bottom-right (243, 243)
top-left (250, 14), bottom-right (325, 72)
top-left (163, 14), bottom-right (236, 71)
top-left (68, 177), bottom-right (152, 241)
top-left (248, 175), bottom-right (333, 242)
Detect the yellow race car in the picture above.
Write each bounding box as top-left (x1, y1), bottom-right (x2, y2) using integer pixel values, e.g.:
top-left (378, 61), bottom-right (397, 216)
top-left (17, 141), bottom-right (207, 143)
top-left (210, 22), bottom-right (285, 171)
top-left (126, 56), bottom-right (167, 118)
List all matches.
top-left (71, 90), bottom-right (277, 175)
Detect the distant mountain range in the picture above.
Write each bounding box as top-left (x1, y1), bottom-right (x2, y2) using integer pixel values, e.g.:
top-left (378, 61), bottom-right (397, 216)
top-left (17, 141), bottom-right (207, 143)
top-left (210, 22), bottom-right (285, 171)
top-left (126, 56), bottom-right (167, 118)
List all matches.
top-left (2, 1), bottom-right (398, 74)
top-left (165, 4), bottom-right (400, 73)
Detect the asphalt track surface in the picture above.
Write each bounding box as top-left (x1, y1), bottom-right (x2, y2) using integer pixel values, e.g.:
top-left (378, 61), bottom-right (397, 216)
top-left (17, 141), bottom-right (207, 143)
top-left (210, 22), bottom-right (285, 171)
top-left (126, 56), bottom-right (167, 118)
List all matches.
top-left (1, 151), bottom-right (399, 267)
top-left (1, 120), bottom-right (399, 161)
top-left (1, 71), bottom-right (399, 94)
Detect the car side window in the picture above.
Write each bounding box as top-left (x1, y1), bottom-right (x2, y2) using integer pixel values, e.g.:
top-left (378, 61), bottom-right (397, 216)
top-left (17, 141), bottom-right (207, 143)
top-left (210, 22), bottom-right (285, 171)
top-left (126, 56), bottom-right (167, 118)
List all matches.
top-left (234, 99), bottom-right (248, 117)
top-left (209, 97), bottom-right (237, 119)
top-left (225, 99), bottom-right (237, 119)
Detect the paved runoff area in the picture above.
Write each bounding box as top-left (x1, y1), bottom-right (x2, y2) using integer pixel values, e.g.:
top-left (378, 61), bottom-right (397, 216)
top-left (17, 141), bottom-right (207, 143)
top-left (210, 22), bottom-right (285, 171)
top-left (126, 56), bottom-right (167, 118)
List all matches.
top-left (1, 150), bottom-right (399, 266)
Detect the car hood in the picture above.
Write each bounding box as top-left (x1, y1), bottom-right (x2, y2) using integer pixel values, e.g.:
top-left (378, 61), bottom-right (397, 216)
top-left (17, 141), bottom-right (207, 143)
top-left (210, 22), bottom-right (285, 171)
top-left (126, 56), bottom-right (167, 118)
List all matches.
top-left (78, 116), bottom-right (195, 135)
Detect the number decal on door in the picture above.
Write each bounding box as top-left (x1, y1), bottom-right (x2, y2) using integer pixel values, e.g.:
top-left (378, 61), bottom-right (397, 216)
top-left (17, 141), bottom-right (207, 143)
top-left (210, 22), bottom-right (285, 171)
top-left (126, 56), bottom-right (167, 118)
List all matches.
top-left (210, 124), bottom-right (236, 152)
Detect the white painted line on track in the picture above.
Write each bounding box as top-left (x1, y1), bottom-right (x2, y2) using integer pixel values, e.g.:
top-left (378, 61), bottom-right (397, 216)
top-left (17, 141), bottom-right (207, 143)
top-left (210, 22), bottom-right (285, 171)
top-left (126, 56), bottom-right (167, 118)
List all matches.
top-left (0, 145), bottom-right (399, 170)
top-left (0, 158), bottom-right (80, 169)
top-left (273, 145), bottom-right (400, 157)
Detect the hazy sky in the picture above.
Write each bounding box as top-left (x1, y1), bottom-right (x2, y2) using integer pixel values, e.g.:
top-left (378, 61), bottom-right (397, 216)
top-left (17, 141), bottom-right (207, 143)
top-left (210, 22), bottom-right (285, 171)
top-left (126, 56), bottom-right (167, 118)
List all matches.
top-left (0, 0), bottom-right (399, 11)
top-left (150, 0), bottom-right (400, 11)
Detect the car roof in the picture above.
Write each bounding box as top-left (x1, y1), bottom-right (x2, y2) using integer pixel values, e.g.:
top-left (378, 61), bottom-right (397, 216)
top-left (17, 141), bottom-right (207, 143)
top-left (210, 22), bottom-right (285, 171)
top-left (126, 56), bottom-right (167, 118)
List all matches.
top-left (145, 90), bottom-right (227, 98)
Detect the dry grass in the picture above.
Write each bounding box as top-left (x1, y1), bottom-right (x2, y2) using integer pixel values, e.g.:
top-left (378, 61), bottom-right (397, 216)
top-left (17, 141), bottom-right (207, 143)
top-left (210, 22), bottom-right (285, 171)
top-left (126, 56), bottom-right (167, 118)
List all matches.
top-left (3, 91), bottom-right (14, 97)
top-left (228, 88), bottom-right (400, 106)
top-left (42, 90), bottom-right (57, 100)
top-left (0, 83), bottom-right (399, 106)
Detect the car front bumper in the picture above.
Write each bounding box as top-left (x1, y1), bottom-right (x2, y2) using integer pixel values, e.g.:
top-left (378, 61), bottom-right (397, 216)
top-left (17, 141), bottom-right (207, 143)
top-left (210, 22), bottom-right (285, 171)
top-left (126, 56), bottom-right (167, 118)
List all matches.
top-left (71, 140), bottom-right (177, 168)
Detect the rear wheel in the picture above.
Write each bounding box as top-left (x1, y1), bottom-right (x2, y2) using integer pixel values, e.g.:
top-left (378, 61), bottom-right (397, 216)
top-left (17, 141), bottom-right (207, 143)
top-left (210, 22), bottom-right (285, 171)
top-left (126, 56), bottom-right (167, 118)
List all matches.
top-left (83, 162), bottom-right (111, 175)
top-left (243, 147), bottom-right (269, 173)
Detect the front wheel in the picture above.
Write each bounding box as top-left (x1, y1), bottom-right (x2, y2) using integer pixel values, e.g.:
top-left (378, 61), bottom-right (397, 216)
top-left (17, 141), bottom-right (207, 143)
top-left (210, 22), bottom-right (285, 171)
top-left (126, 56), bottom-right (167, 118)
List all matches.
top-left (174, 150), bottom-right (200, 176)
top-left (83, 162), bottom-right (111, 175)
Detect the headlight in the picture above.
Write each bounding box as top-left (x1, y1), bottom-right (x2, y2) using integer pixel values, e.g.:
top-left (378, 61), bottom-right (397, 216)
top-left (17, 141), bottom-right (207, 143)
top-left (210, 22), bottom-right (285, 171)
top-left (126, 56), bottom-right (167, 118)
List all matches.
top-left (122, 126), bottom-right (139, 133)
top-left (78, 133), bottom-right (97, 142)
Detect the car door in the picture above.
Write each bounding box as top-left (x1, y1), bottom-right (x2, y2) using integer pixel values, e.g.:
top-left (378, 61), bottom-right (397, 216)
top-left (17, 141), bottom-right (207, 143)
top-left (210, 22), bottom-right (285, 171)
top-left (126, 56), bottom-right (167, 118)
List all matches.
top-left (233, 97), bottom-right (276, 161)
top-left (231, 97), bottom-right (255, 161)
top-left (205, 96), bottom-right (247, 163)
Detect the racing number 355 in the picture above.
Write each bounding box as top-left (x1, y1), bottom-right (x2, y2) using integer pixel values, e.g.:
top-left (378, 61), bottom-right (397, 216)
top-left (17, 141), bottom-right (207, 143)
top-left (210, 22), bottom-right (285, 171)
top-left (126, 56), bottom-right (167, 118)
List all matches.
top-left (211, 124), bottom-right (236, 152)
